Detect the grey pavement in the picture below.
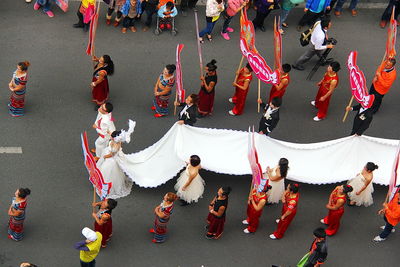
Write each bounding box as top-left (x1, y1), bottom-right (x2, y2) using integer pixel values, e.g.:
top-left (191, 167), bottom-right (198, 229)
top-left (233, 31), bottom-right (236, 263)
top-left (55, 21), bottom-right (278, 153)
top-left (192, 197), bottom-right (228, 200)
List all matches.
top-left (0, 1), bottom-right (399, 266)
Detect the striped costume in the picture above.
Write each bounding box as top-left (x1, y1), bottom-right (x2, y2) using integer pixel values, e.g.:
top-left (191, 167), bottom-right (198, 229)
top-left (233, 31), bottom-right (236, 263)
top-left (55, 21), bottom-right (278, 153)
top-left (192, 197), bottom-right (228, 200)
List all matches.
top-left (8, 197), bottom-right (28, 241)
top-left (153, 73), bottom-right (175, 115)
top-left (9, 70), bottom-right (28, 117)
top-left (153, 203), bottom-right (174, 243)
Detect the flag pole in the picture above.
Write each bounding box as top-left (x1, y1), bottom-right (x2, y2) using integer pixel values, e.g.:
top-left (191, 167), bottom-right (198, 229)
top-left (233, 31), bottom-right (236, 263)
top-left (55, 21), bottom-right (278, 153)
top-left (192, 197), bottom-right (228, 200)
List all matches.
top-left (194, 11), bottom-right (204, 77)
top-left (342, 96), bottom-right (354, 122)
top-left (174, 92), bottom-right (178, 116)
top-left (92, 186), bottom-right (97, 213)
top-left (257, 79), bottom-right (261, 113)
top-left (234, 56), bottom-right (245, 83)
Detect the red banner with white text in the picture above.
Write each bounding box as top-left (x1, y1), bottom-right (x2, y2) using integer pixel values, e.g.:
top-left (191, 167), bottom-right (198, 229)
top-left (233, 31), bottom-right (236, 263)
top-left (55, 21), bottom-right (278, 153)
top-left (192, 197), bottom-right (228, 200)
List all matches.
top-left (176, 44), bottom-right (185, 103)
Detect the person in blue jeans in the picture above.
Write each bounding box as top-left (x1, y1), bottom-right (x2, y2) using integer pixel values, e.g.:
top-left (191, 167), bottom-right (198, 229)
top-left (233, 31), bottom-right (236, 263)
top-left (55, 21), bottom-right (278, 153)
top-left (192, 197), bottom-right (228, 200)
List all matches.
top-left (333, 0), bottom-right (358, 17)
top-left (199, 0), bottom-right (224, 42)
top-left (33, 0), bottom-right (55, 18)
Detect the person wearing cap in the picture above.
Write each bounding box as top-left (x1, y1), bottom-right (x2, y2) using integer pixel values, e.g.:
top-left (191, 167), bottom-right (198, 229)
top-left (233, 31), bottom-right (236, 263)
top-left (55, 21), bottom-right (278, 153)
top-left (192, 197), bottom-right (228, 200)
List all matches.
top-left (373, 188), bottom-right (400, 242)
top-left (320, 184), bottom-right (353, 236)
top-left (74, 227), bottom-right (102, 267)
top-left (297, 227), bottom-right (328, 267)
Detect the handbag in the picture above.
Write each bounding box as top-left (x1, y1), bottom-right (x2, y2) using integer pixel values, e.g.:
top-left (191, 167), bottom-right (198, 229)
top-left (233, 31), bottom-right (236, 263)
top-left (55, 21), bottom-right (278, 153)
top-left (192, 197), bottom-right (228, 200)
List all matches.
top-left (296, 252), bottom-right (310, 267)
top-left (299, 21), bottom-right (319, 47)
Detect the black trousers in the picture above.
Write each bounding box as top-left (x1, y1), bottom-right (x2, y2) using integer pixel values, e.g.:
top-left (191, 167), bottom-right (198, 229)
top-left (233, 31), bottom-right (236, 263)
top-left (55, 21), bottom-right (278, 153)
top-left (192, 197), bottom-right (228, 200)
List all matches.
top-left (298, 10), bottom-right (324, 27)
top-left (369, 84), bottom-right (384, 114)
top-left (381, 0), bottom-right (400, 21)
top-left (144, 3), bottom-right (157, 26)
top-left (123, 16), bottom-right (136, 28)
top-left (180, 0), bottom-right (198, 10)
top-left (252, 10), bottom-right (272, 28)
top-left (76, 4), bottom-right (90, 28)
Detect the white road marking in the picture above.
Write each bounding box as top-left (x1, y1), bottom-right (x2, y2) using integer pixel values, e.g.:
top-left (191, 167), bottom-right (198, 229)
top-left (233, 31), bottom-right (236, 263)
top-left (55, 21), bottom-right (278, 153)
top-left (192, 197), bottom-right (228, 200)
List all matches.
top-left (0, 147), bottom-right (22, 154)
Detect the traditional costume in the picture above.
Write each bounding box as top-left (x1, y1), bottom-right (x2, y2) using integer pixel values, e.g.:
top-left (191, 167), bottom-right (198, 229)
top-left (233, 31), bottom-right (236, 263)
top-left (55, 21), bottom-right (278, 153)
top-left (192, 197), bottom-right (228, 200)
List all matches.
top-left (322, 187), bottom-right (346, 236)
top-left (9, 70), bottom-right (28, 117)
top-left (153, 201), bottom-right (174, 243)
top-left (314, 71), bottom-right (338, 119)
top-left (206, 197), bottom-right (228, 239)
top-left (245, 189), bottom-right (267, 233)
top-left (198, 72), bottom-right (217, 116)
top-left (92, 64), bottom-right (110, 105)
top-left (347, 173), bottom-right (374, 207)
top-left (94, 209), bottom-right (113, 247)
top-left (273, 191), bottom-right (299, 239)
top-left (175, 166), bottom-right (205, 203)
top-left (94, 111), bottom-right (116, 158)
top-left (8, 197), bottom-right (28, 241)
top-left (153, 73), bottom-right (175, 116)
top-left (268, 73), bottom-right (290, 103)
top-left (231, 68), bottom-right (253, 115)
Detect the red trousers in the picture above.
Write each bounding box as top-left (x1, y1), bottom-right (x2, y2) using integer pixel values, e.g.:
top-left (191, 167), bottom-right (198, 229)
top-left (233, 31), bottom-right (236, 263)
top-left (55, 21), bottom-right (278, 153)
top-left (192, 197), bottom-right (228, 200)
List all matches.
top-left (232, 87), bottom-right (249, 115)
top-left (273, 207), bottom-right (297, 239)
top-left (315, 86), bottom-right (332, 119)
top-left (246, 203), bottom-right (263, 233)
top-left (323, 208), bottom-right (344, 236)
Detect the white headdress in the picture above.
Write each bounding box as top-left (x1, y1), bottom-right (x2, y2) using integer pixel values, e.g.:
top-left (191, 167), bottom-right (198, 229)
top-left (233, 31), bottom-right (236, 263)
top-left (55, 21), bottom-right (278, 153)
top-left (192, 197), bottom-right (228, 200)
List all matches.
top-left (114, 120), bottom-right (136, 143)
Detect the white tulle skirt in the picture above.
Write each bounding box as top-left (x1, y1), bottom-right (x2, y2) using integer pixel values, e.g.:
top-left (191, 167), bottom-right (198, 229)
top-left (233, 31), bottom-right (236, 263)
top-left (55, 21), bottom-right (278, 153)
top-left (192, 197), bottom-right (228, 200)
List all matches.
top-left (348, 175), bottom-right (374, 207)
top-left (266, 178), bottom-right (285, 204)
top-left (174, 170), bottom-right (205, 203)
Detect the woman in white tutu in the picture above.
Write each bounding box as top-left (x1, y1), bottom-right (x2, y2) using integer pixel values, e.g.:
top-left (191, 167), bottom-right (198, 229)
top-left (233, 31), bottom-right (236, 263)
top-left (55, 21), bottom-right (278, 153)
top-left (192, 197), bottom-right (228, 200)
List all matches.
top-left (347, 162), bottom-right (378, 207)
top-left (174, 155), bottom-right (205, 206)
top-left (97, 120), bottom-right (135, 199)
top-left (264, 158), bottom-right (289, 204)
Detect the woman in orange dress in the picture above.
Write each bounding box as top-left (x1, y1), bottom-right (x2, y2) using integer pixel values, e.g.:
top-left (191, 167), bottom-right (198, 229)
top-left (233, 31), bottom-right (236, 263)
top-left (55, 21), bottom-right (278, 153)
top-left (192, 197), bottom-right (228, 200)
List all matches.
top-left (229, 63), bottom-right (253, 116)
top-left (242, 185), bottom-right (271, 233)
top-left (91, 55), bottom-right (115, 109)
top-left (311, 61), bottom-right (340, 121)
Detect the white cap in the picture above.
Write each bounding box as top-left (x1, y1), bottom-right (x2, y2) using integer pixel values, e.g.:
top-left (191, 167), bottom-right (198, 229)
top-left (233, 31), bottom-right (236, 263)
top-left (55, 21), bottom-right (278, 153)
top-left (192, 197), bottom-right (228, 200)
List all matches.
top-left (82, 227), bottom-right (97, 242)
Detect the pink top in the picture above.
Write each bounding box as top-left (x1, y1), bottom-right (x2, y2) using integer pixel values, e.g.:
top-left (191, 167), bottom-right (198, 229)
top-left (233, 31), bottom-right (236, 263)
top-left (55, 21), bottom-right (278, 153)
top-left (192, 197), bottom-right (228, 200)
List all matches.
top-left (226, 0), bottom-right (245, 17)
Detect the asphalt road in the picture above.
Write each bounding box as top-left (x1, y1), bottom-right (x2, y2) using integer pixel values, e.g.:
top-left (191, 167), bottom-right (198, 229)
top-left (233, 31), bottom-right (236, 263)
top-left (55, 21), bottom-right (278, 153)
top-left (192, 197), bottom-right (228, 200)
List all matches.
top-left (0, 1), bottom-right (399, 266)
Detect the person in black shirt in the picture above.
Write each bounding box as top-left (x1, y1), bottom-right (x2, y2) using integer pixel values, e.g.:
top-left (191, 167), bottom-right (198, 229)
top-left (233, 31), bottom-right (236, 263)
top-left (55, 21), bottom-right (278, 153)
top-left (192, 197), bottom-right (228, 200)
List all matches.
top-left (206, 186), bottom-right (231, 239)
top-left (345, 104), bottom-right (374, 136)
top-left (298, 227), bottom-right (328, 267)
top-left (175, 94), bottom-right (199, 126)
top-left (198, 60), bottom-right (218, 117)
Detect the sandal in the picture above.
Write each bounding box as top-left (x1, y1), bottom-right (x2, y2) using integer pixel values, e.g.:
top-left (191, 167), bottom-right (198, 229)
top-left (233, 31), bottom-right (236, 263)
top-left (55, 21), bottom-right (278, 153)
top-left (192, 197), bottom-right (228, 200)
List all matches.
top-left (206, 35), bottom-right (212, 42)
top-left (198, 37), bottom-right (204, 43)
top-left (282, 23), bottom-right (288, 28)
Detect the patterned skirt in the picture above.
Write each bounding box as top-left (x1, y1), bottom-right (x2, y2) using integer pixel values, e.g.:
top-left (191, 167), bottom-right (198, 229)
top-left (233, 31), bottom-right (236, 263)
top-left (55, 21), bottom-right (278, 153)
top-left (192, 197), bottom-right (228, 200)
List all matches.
top-left (153, 215), bottom-right (170, 243)
top-left (9, 90), bottom-right (25, 117)
top-left (8, 215), bottom-right (25, 241)
top-left (206, 213), bottom-right (225, 239)
top-left (94, 218), bottom-right (113, 246)
top-left (153, 89), bottom-right (171, 115)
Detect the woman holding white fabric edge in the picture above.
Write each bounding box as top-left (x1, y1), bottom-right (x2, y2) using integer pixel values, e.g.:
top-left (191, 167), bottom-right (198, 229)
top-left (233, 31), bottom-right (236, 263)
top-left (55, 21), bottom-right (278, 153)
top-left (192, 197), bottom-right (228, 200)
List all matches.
top-left (264, 158), bottom-right (289, 204)
top-left (347, 162), bottom-right (378, 207)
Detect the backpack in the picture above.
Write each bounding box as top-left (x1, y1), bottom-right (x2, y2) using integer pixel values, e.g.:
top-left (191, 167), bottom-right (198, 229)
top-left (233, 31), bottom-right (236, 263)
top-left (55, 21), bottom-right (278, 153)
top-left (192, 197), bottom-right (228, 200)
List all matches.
top-left (299, 21), bottom-right (320, 47)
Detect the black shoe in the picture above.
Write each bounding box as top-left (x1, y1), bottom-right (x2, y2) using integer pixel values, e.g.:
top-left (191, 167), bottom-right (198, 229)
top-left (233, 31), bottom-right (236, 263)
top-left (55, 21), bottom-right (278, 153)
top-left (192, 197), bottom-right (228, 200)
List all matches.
top-left (205, 234), bottom-right (214, 239)
top-left (179, 199), bottom-right (190, 206)
top-left (292, 64), bottom-right (305, 71)
top-left (83, 24), bottom-right (89, 32)
top-left (260, 26), bottom-right (266, 32)
top-left (73, 23), bottom-right (84, 28)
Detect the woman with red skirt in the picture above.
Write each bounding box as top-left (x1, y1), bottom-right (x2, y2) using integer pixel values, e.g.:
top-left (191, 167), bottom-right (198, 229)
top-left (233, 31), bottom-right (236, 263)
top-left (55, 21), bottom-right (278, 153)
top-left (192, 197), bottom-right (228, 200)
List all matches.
top-left (311, 61), bottom-right (340, 121)
top-left (228, 63), bottom-right (253, 116)
top-left (321, 184), bottom-right (353, 236)
top-left (91, 55), bottom-right (114, 109)
top-left (270, 183), bottom-right (299, 239)
top-left (206, 186), bottom-right (231, 239)
top-left (92, 198), bottom-right (118, 248)
top-left (198, 60), bottom-right (218, 117)
top-left (268, 63), bottom-right (291, 103)
top-left (242, 185), bottom-right (271, 233)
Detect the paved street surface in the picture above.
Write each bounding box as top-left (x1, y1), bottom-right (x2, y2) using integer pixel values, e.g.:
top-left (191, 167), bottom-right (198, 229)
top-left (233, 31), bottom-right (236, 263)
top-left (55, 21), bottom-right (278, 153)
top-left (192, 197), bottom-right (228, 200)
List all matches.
top-left (0, 1), bottom-right (399, 266)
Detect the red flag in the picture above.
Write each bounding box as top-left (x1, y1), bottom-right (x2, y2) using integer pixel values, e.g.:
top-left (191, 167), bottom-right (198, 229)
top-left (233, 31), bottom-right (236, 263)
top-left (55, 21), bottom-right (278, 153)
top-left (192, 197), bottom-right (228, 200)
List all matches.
top-left (176, 44), bottom-right (185, 102)
top-left (86, 9), bottom-right (99, 56)
top-left (247, 127), bottom-right (264, 192)
top-left (273, 17), bottom-right (282, 73)
top-left (386, 7), bottom-right (397, 59)
top-left (388, 142), bottom-right (400, 202)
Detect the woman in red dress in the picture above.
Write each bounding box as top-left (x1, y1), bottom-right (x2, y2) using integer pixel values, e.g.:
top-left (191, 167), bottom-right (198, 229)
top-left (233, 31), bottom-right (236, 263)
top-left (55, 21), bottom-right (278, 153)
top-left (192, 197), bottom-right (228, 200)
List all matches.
top-left (268, 63), bottom-right (291, 103)
top-left (206, 186), bottom-right (231, 239)
top-left (92, 198), bottom-right (118, 248)
top-left (311, 61), bottom-right (340, 121)
top-left (242, 185), bottom-right (271, 233)
top-left (198, 60), bottom-right (218, 117)
top-left (229, 63), bottom-right (253, 116)
top-left (270, 183), bottom-right (299, 239)
top-left (321, 184), bottom-right (353, 236)
top-left (91, 55), bottom-right (115, 109)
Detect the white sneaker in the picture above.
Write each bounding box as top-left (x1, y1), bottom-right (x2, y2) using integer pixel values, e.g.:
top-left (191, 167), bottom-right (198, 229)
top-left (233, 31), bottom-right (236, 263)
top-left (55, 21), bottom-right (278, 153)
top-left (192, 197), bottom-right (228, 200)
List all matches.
top-left (380, 226), bottom-right (395, 232)
top-left (243, 228), bottom-right (250, 234)
top-left (242, 219), bottom-right (249, 225)
top-left (228, 110), bottom-right (236, 116)
top-left (373, 236), bottom-right (386, 242)
top-left (313, 116), bottom-right (322, 121)
top-left (269, 234), bottom-right (277, 240)
top-left (310, 100), bottom-right (316, 107)
top-left (26, 0), bottom-right (32, 2)
top-left (320, 219), bottom-right (327, 224)
top-left (229, 98), bottom-right (233, 103)
top-left (275, 219), bottom-right (280, 224)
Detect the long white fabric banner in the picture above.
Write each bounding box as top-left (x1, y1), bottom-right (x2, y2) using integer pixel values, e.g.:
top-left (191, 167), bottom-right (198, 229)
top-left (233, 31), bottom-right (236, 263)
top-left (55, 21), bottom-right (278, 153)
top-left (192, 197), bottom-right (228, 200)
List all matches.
top-left (120, 124), bottom-right (399, 187)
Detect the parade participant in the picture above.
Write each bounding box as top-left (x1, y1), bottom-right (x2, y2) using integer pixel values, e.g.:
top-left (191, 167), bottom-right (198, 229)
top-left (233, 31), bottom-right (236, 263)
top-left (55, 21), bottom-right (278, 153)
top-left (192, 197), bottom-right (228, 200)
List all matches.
top-left (242, 185), bottom-right (271, 233)
top-left (91, 55), bottom-right (114, 108)
top-left (198, 0), bottom-right (225, 42)
top-left (74, 227), bottom-right (102, 267)
top-left (270, 183), bottom-right (300, 239)
top-left (380, 0), bottom-right (400, 28)
top-left (347, 162), bottom-right (378, 207)
top-left (73, 0), bottom-right (96, 32)
top-left (293, 17), bottom-right (334, 71)
top-left (252, 0), bottom-right (279, 32)
top-left (374, 187), bottom-right (400, 242)
top-left (121, 0), bottom-right (142, 33)
top-left (106, 0), bottom-right (125, 26)
top-left (8, 61), bottom-right (29, 117)
top-left (320, 184), bottom-right (353, 236)
top-left (92, 102), bottom-right (116, 159)
top-left (142, 0), bottom-right (160, 32)
top-left (258, 97), bottom-right (282, 136)
top-left (150, 192), bottom-right (178, 243)
top-left (175, 94), bottom-right (199, 126)
top-left (8, 188), bottom-right (31, 241)
top-left (96, 121), bottom-right (136, 199)
top-left (198, 60), bottom-right (218, 117)
top-left (33, 0), bottom-right (55, 18)
top-left (221, 0), bottom-right (248, 40)
top-left (175, 155), bottom-right (205, 205)
top-left (228, 63), bottom-right (253, 116)
top-left (333, 0), bottom-right (359, 17)
top-left (346, 104), bottom-right (373, 136)
top-left (369, 58), bottom-right (396, 114)
top-left (206, 186), bottom-right (231, 239)
top-left (311, 61), bottom-right (340, 121)
top-left (152, 64), bottom-right (176, 117)
top-left (264, 158), bottom-right (289, 204)
top-left (268, 63), bottom-right (291, 103)
top-left (296, 0), bottom-right (331, 31)
top-left (297, 227), bottom-right (328, 267)
top-left (92, 199), bottom-right (118, 248)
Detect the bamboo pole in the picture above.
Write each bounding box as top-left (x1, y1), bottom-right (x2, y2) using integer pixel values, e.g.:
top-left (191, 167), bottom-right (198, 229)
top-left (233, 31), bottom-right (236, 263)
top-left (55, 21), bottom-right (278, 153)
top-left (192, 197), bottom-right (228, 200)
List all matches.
top-left (194, 11), bottom-right (204, 77)
top-left (257, 79), bottom-right (261, 113)
top-left (92, 187), bottom-right (97, 213)
top-left (234, 56), bottom-right (245, 83)
top-left (342, 96), bottom-right (354, 122)
top-left (174, 92), bottom-right (178, 116)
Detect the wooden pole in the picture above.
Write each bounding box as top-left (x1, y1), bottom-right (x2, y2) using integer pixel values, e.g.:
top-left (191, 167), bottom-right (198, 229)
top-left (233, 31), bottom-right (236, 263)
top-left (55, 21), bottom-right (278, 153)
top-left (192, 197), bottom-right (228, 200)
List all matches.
top-left (174, 92), bottom-right (178, 116)
top-left (342, 96), bottom-right (354, 122)
top-left (257, 79), bottom-right (261, 113)
top-left (234, 56), bottom-right (245, 83)
top-left (92, 187), bottom-right (97, 213)
top-left (194, 11), bottom-right (204, 77)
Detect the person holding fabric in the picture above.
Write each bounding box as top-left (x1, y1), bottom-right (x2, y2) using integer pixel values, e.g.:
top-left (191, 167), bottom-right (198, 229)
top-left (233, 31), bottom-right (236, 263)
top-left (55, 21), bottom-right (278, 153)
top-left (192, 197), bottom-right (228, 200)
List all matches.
top-left (8, 188), bottom-right (31, 241)
top-left (198, 0), bottom-right (225, 42)
top-left (270, 183), bottom-right (300, 239)
top-left (33, 0), bottom-right (55, 18)
top-left (373, 188), bottom-right (400, 242)
top-left (296, 0), bottom-right (331, 31)
top-left (380, 0), bottom-right (400, 28)
top-left (175, 155), bottom-right (205, 205)
top-left (121, 0), bottom-right (142, 33)
top-left (347, 162), bottom-right (378, 207)
top-left (74, 227), bottom-right (102, 267)
top-left (8, 61), bottom-right (29, 117)
top-left (91, 55), bottom-right (114, 108)
top-left (92, 199), bottom-right (118, 248)
top-left (175, 94), bottom-right (199, 126)
top-left (152, 64), bottom-right (176, 117)
top-left (242, 185), bottom-right (271, 233)
top-left (268, 63), bottom-right (291, 103)
top-left (106, 0), bottom-right (125, 27)
top-left (221, 0), bottom-right (248, 40)
top-left (142, 0), bottom-right (160, 31)
top-left (206, 186), bottom-right (231, 239)
top-left (264, 158), bottom-right (289, 204)
top-left (346, 104), bottom-right (374, 136)
top-left (197, 60), bottom-right (218, 117)
top-left (311, 61), bottom-right (340, 121)
top-left (252, 0), bottom-right (279, 32)
top-left (258, 97), bottom-right (282, 136)
top-left (92, 102), bottom-right (116, 159)
top-left (96, 121), bottom-right (136, 199)
top-left (73, 0), bottom-right (96, 32)
top-left (320, 184), bottom-right (353, 236)
top-left (150, 192), bottom-right (178, 243)
top-left (297, 227), bottom-right (328, 267)
top-left (369, 58), bottom-right (396, 114)
top-left (293, 17), bottom-right (334, 71)
top-left (228, 63), bottom-right (253, 116)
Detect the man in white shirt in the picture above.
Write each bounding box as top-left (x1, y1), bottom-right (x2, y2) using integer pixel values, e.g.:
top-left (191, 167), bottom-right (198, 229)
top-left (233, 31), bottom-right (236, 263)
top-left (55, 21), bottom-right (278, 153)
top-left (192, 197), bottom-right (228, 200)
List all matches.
top-left (92, 102), bottom-right (116, 159)
top-left (293, 17), bottom-right (335, 71)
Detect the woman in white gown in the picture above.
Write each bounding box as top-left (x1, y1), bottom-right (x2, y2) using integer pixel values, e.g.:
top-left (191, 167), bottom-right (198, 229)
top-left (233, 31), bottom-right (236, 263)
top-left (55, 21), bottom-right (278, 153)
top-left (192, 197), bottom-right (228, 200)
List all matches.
top-left (96, 120), bottom-right (135, 199)
top-left (264, 158), bottom-right (289, 204)
top-left (347, 162), bottom-right (378, 207)
top-left (174, 155), bottom-right (205, 206)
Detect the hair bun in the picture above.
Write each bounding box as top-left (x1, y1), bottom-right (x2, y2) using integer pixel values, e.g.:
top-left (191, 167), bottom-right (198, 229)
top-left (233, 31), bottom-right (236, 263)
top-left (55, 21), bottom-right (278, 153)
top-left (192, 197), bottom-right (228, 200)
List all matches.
top-left (210, 59), bottom-right (217, 65)
top-left (24, 61), bottom-right (30, 67)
